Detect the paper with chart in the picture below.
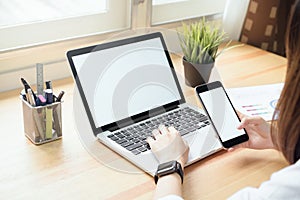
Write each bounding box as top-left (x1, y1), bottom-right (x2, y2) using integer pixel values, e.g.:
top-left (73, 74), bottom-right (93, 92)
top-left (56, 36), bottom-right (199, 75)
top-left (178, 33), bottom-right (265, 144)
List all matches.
top-left (226, 83), bottom-right (284, 121)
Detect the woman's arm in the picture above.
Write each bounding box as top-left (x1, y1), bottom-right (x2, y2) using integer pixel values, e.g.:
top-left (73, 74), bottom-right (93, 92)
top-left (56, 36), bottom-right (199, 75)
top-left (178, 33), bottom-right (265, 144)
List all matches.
top-left (155, 172), bottom-right (183, 200)
top-left (147, 125), bottom-right (189, 200)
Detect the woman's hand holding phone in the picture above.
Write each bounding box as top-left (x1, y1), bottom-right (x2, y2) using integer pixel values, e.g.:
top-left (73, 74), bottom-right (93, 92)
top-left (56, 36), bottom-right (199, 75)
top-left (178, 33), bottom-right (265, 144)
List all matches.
top-left (229, 112), bottom-right (276, 151)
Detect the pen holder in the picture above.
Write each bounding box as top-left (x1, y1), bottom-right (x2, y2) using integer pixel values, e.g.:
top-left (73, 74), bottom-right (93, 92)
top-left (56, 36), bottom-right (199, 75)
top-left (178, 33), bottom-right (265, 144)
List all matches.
top-left (21, 99), bottom-right (62, 145)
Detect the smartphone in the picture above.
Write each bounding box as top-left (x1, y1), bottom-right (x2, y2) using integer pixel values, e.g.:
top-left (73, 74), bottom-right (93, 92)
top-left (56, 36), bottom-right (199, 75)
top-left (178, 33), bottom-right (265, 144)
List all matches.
top-left (195, 81), bottom-right (249, 148)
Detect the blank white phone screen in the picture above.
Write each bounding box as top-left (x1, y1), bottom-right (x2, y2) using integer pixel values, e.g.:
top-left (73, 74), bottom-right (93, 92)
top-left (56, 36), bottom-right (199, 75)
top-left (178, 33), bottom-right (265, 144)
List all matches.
top-left (199, 87), bottom-right (245, 142)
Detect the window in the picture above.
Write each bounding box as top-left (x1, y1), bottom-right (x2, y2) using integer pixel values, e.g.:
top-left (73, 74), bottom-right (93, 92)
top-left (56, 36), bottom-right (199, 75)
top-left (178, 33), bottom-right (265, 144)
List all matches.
top-left (0, 0), bottom-right (228, 92)
top-left (152, 0), bottom-right (227, 25)
top-left (0, 0), bottom-right (107, 27)
top-left (0, 0), bottom-right (131, 51)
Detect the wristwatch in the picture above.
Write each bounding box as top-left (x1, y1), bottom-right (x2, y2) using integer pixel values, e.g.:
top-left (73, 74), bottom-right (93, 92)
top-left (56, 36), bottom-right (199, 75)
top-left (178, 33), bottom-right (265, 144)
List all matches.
top-left (154, 160), bottom-right (184, 184)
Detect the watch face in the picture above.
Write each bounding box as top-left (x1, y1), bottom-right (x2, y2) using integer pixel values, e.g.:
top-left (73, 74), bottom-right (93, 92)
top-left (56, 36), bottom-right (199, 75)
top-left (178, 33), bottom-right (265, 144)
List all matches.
top-left (155, 160), bottom-right (183, 184)
top-left (157, 161), bottom-right (177, 175)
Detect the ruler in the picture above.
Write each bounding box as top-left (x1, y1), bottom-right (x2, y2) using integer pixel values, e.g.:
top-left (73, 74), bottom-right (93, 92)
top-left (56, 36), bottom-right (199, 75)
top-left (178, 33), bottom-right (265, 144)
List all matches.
top-left (36, 63), bottom-right (44, 95)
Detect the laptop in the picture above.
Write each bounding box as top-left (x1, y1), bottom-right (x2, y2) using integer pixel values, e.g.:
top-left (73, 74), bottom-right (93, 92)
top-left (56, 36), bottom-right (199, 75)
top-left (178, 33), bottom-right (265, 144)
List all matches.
top-left (67, 32), bottom-right (222, 175)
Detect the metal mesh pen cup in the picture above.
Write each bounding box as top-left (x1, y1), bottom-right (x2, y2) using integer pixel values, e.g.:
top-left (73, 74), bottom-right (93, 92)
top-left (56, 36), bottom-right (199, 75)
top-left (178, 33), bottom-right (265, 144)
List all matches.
top-left (21, 99), bottom-right (62, 145)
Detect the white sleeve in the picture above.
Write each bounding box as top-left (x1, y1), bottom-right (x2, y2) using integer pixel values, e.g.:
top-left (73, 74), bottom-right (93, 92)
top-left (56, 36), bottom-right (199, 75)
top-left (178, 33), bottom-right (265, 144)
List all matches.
top-left (158, 195), bottom-right (184, 200)
top-left (228, 187), bottom-right (266, 200)
top-left (158, 161), bottom-right (300, 200)
top-left (228, 161), bottom-right (300, 200)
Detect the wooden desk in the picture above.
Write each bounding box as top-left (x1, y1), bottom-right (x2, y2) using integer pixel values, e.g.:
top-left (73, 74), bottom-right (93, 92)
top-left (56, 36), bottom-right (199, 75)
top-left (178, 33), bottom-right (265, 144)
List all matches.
top-left (0, 43), bottom-right (288, 200)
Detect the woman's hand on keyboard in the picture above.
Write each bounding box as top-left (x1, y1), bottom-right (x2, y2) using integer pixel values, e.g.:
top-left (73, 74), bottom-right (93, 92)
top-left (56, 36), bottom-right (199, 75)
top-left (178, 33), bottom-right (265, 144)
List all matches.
top-left (147, 125), bottom-right (189, 166)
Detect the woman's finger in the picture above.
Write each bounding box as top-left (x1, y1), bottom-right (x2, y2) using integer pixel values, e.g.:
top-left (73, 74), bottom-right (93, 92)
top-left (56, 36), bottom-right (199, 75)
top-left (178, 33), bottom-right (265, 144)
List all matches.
top-left (236, 110), bottom-right (245, 119)
top-left (146, 136), bottom-right (155, 144)
top-left (238, 116), bottom-right (264, 129)
top-left (152, 129), bottom-right (161, 139)
top-left (227, 147), bottom-right (235, 152)
top-left (158, 124), bottom-right (169, 135)
top-left (168, 126), bottom-right (179, 135)
top-left (237, 117), bottom-right (248, 129)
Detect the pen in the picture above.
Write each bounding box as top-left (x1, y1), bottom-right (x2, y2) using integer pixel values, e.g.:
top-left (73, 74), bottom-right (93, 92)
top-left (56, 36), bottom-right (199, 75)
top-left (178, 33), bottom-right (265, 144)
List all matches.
top-left (21, 78), bottom-right (37, 103)
top-left (45, 81), bottom-right (52, 90)
top-left (45, 89), bottom-right (53, 104)
top-left (45, 80), bottom-right (54, 139)
top-left (56, 91), bottom-right (65, 102)
top-left (27, 89), bottom-right (36, 106)
top-left (45, 80), bottom-right (54, 104)
top-left (20, 89), bottom-right (27, 101)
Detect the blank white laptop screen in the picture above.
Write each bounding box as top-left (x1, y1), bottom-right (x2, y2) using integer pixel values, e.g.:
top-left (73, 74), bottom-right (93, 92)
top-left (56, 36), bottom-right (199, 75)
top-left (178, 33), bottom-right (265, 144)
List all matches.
top-left (71, 37), bottom-right (182, 128)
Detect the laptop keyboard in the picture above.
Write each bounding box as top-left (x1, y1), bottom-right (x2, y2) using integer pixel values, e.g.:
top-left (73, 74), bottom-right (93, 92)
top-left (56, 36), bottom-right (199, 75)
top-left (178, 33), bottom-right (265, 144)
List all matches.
top-left (107, 107), bottom-right (210, 155)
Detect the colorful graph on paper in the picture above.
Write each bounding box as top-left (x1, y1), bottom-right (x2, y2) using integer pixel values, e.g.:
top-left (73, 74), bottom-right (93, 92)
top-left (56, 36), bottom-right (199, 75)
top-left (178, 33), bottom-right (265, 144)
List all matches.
top-left (226, 83), bottom-right (284, 121)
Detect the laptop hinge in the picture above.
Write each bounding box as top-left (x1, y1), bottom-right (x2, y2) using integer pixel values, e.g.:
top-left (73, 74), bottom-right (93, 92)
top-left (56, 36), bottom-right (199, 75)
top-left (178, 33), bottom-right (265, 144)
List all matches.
top-left (103, 104), bottom-right (180, 133)
top-left (165, 104), bottom-right (179, 112)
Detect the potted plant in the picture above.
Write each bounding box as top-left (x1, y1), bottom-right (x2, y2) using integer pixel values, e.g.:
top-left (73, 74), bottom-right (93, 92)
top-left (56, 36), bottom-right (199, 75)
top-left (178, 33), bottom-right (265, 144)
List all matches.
top-left (178, 18), bottom-right (227, 87)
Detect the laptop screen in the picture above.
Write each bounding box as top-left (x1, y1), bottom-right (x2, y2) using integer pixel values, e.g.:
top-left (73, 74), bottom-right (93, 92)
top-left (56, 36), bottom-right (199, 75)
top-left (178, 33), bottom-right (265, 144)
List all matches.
top-left (67, 33), bottom-right (184, 134)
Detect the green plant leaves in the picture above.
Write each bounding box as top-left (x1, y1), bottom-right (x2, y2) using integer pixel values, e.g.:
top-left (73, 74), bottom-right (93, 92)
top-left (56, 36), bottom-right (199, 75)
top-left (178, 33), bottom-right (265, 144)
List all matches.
top-left (178, 18), bottom-right (226, 64)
